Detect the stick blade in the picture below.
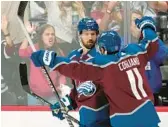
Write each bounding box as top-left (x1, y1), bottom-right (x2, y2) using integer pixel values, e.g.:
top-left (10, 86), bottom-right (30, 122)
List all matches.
top-left (19, 62), bottom-right (31, 93)
top-left (17, 1), bottom-right (28, 18)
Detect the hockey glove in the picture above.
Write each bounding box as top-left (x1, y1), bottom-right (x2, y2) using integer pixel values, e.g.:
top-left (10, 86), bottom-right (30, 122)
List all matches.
top-left (135, 16), bottom-right (158, 41)
top-left (30, 50), bottom-right (57, 68)
top-left (135, 16), bottom-right (156, 31)
top-left (50, 95), bottom-right (73, 120)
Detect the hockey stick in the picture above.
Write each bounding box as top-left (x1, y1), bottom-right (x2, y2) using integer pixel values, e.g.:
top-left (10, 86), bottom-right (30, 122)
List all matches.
top-left (19, 62), bottom-right (80, 125)
top-left (17, 2), bottom-right (74, 126)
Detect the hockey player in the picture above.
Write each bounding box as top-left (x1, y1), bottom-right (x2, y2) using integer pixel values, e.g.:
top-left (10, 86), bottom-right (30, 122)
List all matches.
top-left (50, 17), bottom-right (111, 127)
top-left (31, 16), bottom-right (161, 127)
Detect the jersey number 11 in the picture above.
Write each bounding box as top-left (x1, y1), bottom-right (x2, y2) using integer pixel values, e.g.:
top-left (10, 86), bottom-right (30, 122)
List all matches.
top-left (126, 68), bottom-right (147, 100)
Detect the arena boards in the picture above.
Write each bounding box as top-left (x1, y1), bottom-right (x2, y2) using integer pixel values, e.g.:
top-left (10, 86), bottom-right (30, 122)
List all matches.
top-left (1, 106), bottom-right (168, 127)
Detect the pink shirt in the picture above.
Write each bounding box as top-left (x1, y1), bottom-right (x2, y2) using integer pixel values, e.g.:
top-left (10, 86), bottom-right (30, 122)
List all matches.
top-left (91, 10), bottom-right (104, 21)
top-left (19, 44), bottom-right (66, 97)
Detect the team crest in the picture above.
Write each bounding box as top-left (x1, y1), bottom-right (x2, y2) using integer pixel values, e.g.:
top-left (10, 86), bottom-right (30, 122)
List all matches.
top-left (77, 81), bottom-right (96, 98)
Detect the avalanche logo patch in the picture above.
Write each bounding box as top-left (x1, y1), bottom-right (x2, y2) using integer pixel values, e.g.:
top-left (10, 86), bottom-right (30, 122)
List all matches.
top-left (77, 81), bottom-right (96, 98)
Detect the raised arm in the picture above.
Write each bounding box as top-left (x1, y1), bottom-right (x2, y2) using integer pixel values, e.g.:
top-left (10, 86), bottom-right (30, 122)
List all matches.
top-left (135, 16), bottom-right (159, 60)
top-left (19, 39), bottom-right (37, 58)
top-left (1, 15), bottom-right (13, 47)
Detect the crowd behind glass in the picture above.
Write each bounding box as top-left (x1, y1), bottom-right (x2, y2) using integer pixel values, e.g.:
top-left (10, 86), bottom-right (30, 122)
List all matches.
top-left (1, 1), bottom-right (168, 106)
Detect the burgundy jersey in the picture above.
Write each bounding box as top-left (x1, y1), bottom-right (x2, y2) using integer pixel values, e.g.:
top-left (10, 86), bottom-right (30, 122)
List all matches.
top-left (67, 48), bottom-right (109, 110)
top-left (53, 38), bottom-right (158, 117)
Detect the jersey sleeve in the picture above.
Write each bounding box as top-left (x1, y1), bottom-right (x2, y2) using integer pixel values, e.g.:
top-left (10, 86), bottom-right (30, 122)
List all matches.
top-left (137, 27), bottom-right (159, 61)
top-left (49, 56), bottom-right (103, 82)
top-left (139, 39), bottom-right (158, 60)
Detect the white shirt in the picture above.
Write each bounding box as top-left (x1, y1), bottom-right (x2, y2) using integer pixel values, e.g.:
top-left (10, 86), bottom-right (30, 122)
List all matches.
top-left (131, 1), bottom-right (157, 17)
top-left (45, 1), bottom-right (74, 43)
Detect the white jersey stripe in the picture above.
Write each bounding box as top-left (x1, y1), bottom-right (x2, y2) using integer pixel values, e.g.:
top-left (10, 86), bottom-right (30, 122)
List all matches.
top-left (126, 70), bottom-right (142, 100)
top-left (133, 68), bottom-right (147, 98)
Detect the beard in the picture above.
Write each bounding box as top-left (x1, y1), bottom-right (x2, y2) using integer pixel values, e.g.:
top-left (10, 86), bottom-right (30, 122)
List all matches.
top-left (82, 40), bottom-right (96, 49)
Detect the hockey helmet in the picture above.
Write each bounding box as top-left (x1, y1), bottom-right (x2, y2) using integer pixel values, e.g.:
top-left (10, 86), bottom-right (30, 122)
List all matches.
top-left (78, 17), bottom-right (99, 33)
top-left (98, 30), bottom-right (122, 53)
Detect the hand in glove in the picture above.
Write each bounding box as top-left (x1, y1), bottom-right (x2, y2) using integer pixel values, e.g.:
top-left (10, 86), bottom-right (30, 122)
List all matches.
top-left (30, 50), bottom-right (57, 68)
top-left (135, 16), bottom-right (158, 41)
top-left (50, 95), bottom-right (73, 120)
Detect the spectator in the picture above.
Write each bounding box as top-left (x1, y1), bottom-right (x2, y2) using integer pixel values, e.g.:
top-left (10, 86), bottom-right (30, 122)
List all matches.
top-left (24, 1), bottom-right (47, 29)
top-left (44, 1), bottom-right (86, 55)
top-left (1, 15), bottom-right (27, 105)
top-left (130, 10), bottom-right (142, 42)
top-left (148, 1), bottom-right (168, 13)
top-left (130, 11), bottom-right (168, 105)
top-left (19, 24), bottom-right (67, 105)
top-left (90, 1), bottom-right (123, 33)
top-left (82, 1), bottom-right (95, 17)
top-left (131, 1), bottom-right (157, 17)
top-left (1, 1), bottom-right (25, 44)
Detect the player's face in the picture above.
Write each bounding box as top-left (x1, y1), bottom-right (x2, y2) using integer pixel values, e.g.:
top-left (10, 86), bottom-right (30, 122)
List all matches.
top-left (42, 27), bottom-right (56, 48)
top-left (130, 13), bottom-right (141, 39)
top-left (80, 30), bottom-right (97, 49)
